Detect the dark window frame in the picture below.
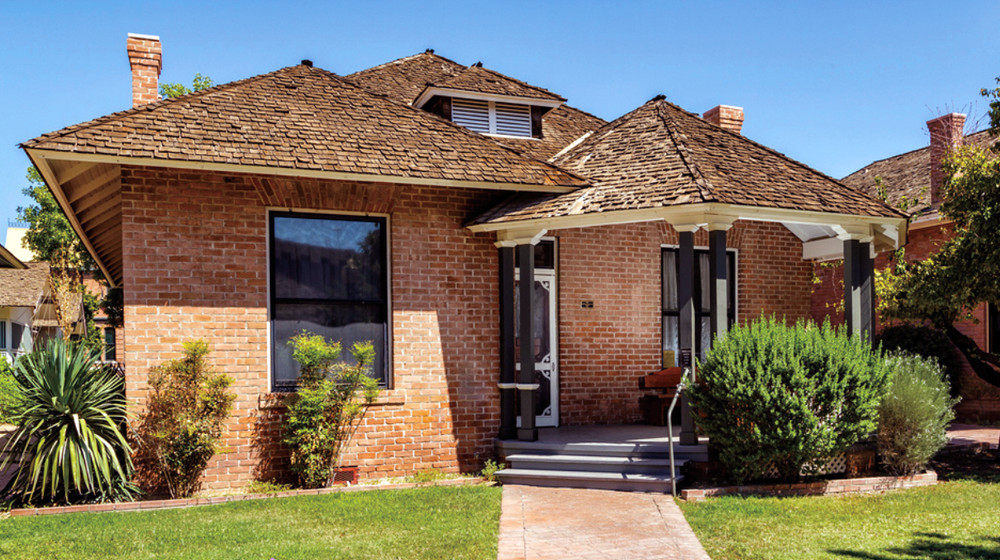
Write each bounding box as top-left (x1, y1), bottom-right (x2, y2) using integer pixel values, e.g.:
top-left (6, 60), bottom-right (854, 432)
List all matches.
top-left (661, 247), bottom-right (737, 364)
top-left (0, 320), bottom-right (6, 349)
top-left (990, 303), bottom-right (999, 355)
top-left (268, 211), bottom-right (391, 391)
top-left (104, 327), bottom-right (117, 362)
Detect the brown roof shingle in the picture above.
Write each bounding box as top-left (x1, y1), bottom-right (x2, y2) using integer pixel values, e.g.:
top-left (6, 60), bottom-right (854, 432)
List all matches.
top-left (422, 65), bottom-right (565, 102)
top-left (842, 130), bottom-right (996, 216)
top-left (345, 52), bottom-right (606, 161)
top-left (22, 64), bottom-right (586, 189)
top-left (471, 98), bottom-right (904, 226)
top-left (0, 262), bottom-right (49, 308)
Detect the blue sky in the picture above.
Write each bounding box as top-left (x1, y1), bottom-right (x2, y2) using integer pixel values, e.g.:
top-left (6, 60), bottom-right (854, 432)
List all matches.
top-left (1, 1), bottom-right (998, 229)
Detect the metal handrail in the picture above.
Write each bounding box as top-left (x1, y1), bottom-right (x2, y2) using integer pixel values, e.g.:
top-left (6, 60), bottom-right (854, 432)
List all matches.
top-left (666, 367), bottom-right (693, 498)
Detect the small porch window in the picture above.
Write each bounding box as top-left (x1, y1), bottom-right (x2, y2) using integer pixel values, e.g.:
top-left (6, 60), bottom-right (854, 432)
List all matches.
top-left (269, 212), bottom-right (389, 390)
top-left (661, 248), bottom-right (736, 366)
top-left (104, 327), bottom-right (117, 362)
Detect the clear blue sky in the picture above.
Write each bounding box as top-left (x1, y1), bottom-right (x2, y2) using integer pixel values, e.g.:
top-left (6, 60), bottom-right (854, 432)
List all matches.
top-left (2, 1), bottom-right (998, 229)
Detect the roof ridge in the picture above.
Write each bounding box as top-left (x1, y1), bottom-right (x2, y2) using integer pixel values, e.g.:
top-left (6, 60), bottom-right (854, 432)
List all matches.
top-left (347, 51), bottom-right (466, 77)
top-left (453, 65), bottom-right (566, 101)
top-left (22, 66), bottom-right (304, 147)
top-left (655, 101), bottom-right (716, 203)
top-left (550, 102), bottom-right (648, 165)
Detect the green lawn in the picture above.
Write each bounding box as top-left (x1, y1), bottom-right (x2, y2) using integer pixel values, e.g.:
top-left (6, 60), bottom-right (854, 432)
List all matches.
top-left (0, 485), bottom-right (502, 560)
top-left (679, 479), bottom-right (1000, 560)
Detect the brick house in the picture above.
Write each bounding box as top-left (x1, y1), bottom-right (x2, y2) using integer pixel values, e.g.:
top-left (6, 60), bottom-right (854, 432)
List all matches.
top-left (817, 113), bottom-right (1000, 421)
top-left (19, 34), bottom-right (905, 490)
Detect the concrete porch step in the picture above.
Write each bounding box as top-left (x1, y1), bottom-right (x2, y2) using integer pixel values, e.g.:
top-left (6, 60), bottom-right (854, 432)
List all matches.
top-left (497, 439), bottom-right (709, 462)
top-left (506, 453), bottom-right (680, 474)
top-left (496, 468), bottom-right (683, 493)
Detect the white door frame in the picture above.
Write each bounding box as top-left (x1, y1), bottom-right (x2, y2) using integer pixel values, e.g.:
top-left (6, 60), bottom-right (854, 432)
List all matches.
top-left (515, 238), bottom-right (559, 428)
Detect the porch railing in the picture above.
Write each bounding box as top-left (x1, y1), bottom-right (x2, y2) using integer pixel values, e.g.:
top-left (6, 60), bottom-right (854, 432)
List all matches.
top-left (666, 367), bottom-right (692, 498)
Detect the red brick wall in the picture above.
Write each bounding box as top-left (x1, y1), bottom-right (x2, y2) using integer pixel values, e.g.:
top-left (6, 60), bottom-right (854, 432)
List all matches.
top-left (120, 165), bottom-right (818, 490)
top-left (810, 222), bottom-right (1000, 421)
top-left (554, 220), bottom-right (813, 425)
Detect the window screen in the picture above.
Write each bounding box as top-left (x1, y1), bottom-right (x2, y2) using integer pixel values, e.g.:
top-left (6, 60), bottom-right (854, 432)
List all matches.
top-left (270, 213), bottom-right (389, 390)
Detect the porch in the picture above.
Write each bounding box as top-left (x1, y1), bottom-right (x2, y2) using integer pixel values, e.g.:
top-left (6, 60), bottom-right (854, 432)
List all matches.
top-left (495, 424), bottom-right (708, 492)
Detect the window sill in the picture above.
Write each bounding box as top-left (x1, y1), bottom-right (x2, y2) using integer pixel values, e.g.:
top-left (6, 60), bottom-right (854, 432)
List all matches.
top-left (258, 390), bottom-right (405, 409)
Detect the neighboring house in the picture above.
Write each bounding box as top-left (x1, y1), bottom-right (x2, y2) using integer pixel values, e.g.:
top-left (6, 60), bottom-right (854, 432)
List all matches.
top-left (0, 245), bottom-right (85, 361)
top-left (18, 34), bottom-right (905, 490)
top-left (818, 113), bottom-right (1000, 421)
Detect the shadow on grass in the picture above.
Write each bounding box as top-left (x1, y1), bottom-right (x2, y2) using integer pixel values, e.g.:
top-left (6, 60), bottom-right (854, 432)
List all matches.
top-left (830, 533), bottom-right (1000, 559)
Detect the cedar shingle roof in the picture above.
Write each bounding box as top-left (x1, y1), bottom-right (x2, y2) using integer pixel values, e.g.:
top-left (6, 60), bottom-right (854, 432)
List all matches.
top-left (0, 262), bottom-right (49, 308)
top-left (842, 130), bottom-right (996, 216)
top-left (422, 65), bottom-right (565, 102)
top-left (22, 64), bottom-right (586, 189)
top-left (471, 98), bottom-right (904, 226)
top-left (345, 52), bottom-right (606, 161)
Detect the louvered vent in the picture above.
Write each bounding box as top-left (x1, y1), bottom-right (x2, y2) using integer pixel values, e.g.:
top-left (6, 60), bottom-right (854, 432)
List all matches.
top-left (494, 103), bottom-right (532, 137)
top-left (451, 98), bottom-right (491, 134)
top-left (450, 98), bottom-right (534, 137)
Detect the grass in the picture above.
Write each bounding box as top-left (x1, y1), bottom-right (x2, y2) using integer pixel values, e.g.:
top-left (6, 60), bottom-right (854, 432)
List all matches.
top-left (0, 485), bottom-right (501, 560)
top-left (679, 477), bottom-right (1000, 560)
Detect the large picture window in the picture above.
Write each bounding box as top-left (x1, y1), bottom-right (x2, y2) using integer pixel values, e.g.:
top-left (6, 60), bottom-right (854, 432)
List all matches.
top-left (661, 248), bottom-right (736, 367)
top-left (270, 212), bottom-right (388, 390)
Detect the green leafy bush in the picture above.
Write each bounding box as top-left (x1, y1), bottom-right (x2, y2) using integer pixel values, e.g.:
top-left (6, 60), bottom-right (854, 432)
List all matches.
top-left (136, 340), bottom-right (235, 498)
top-left (0, 338), bottom-right (135, 505)
top-left (283, 333), bottom-right (380, 488)
top-left (876, 325), bottom-right (961, 396)
top-left (0, 358), bottom-right (25, 424)
top-left (481, 459), bottom-right (502, 483)
top-left (878, 353), bottom-right (958, 475)
top-left (689, 317), bottom-right (890, 483)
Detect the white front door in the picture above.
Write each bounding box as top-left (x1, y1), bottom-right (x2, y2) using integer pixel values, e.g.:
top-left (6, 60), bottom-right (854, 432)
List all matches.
top-left (515, 240), bottom-right (558, 428)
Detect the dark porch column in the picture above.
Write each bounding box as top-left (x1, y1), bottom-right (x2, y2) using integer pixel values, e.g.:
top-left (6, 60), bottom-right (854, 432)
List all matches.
top-left (497, 244), bottom-right (517, 440)
top-left (677, 228), bottom-right (698, 445)
top-left (517, 242), bottom-right (538, 441)
top-left (708, 226), bottom-right (730, 342)
top-left (843, 237), bottom-right (875, 340)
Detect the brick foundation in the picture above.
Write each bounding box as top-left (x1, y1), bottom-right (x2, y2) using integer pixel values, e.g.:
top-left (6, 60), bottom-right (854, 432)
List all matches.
top-left (681, 470), bottom-right (937, 501)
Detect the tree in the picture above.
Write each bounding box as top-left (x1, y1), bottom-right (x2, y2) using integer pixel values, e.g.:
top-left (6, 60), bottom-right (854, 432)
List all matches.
top-left (159, 73), bottom-right (213, 99)
top-left (880, 78), bottom-right (1000, 387)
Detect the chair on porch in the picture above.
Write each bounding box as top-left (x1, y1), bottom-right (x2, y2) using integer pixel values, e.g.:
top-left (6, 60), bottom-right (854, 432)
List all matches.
top-left (638, 367), bottom-right (684, 426)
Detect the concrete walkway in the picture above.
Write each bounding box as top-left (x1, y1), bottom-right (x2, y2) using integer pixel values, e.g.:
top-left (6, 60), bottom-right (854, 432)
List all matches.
top-left (946, 423), bottom-right (1000, 449)
top-left (497, 485), bottom-right (710, 560)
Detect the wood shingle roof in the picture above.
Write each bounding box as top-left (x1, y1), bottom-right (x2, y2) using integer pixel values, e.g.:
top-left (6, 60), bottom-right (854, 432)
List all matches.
top-left (22, 64), bottom-right (586, 189)
top-left (471, 98), bottom-right (905, 226)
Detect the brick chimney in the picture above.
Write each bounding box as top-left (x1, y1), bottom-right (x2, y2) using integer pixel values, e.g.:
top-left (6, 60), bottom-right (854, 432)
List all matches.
top-left (126, 33), bottom-right (162, 107)
top-left (703, 105), bottom-right (744, 134)
top-left (926, 112), bottom-right (966, 203)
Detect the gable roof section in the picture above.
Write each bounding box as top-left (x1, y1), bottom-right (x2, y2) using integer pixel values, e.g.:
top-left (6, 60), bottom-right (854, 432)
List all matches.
top-left (842, 130), bottom-right (996, 217)
top-left (0, 243), bottom-right (26, 269)
top-left (416, 65), bottom-right (565, 104)
top-left (345, 52), bottom-right (606, 161)
top-left (346, 51), bottom-right (466, 105)
top-left (22, 64), bottom-right (586, 190)
top-left (471, 98), bottom-right (904, 227)
top-left (0, 262), bottom-right (49, 308)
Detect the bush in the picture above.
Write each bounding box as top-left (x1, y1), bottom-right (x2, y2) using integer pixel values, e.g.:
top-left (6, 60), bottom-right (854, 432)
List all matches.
top-left (0, 358), bottom-right (25, 424)
top-left (876, 325), bottom-right (961, 396)
top-left (136, 340), bottom-right (235, 498)
top-left (283, 333), bottom-right (380, 488)
top-left (0, 338), bottom-right (135, 505)
top-left (689, 317), bottom-right (890, 483)
top-left (878, 353), bottom-right (958, 475)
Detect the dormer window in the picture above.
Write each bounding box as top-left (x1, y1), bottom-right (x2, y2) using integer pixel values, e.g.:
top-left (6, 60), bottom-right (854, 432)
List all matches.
top-left (451, 98), bottom-right (533, 138)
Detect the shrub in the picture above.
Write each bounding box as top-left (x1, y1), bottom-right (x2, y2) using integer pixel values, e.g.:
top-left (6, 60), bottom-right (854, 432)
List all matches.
top-left (283, 333), bottom-right (380, 488)
top-left (0, 358), bottom-right (25, 424)
top-left (876, 325), bottom-right (961, 396)
top-left (136, 340), bottom-right (235, 498)
top-left (481, 459), bottom-right (502, 483)
top-left (878, 353), bottom-right (958, 475)
top-left (0, 338), bottom-right (135, 505)
top-left (688, 317), bottom-right (890, 483)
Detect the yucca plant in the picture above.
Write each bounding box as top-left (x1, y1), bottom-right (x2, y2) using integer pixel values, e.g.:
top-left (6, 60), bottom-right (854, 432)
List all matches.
top-left (0, 338), bottom-right (136, 505)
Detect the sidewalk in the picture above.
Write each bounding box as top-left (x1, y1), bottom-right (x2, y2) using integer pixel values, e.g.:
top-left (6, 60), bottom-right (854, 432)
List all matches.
top-left (497, 485), bottom-right (710, 560)
top-left (946, 423), bottom-right (1000, 449)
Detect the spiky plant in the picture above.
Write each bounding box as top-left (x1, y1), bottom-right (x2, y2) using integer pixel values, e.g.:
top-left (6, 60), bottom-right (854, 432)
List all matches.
top-left (0, 338), bottom-right (135, 505)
